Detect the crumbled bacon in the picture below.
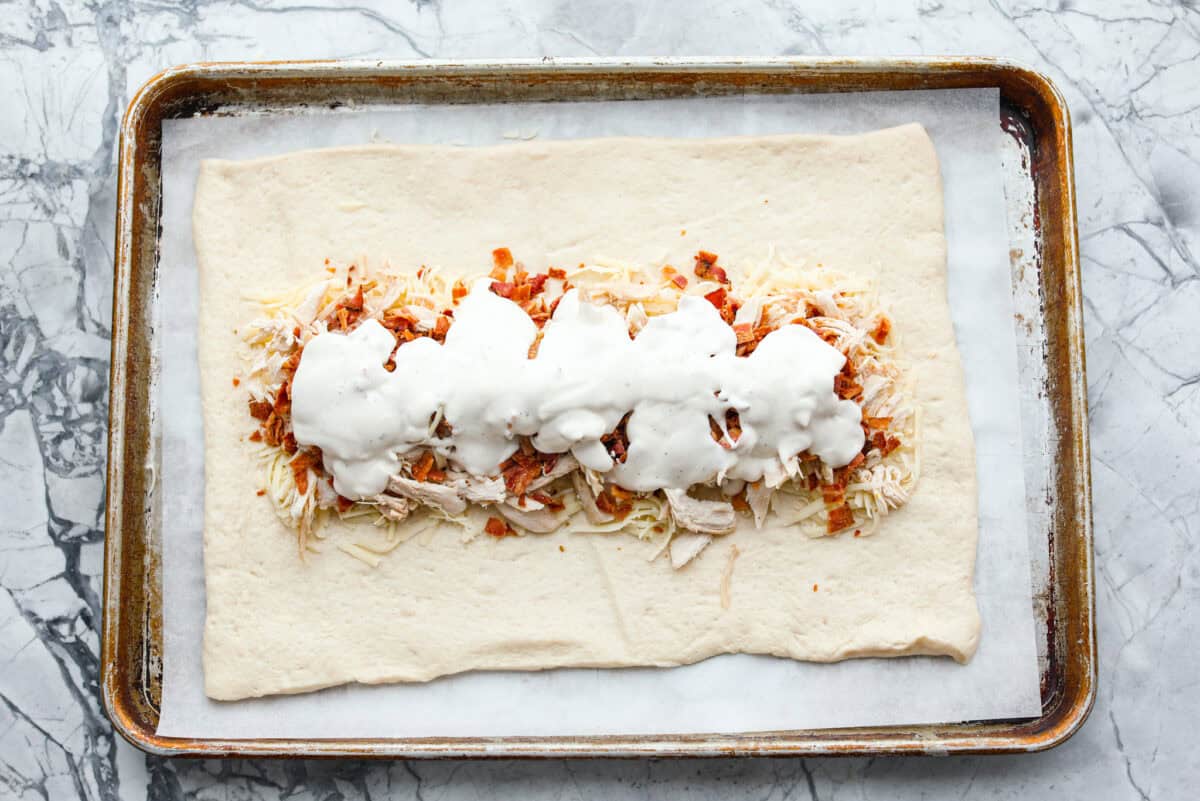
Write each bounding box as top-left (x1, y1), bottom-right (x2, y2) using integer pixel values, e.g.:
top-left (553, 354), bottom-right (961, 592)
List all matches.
top-left (248, 430), bottom-right (263, 442)
top-left (501, 450), bottom-right (543, 496)
top-left (733, 323), bottom-right (756, 344)
top-left (490, 280), bottom-right (514, 299)
top-left (671, 273), bottom-right (688, 289)
top-left (492, 247), bottom-right (514, 271)
top-left (432, 315), bottom-right (451, 341)
top-left (827, 504), bottom-right (855, 533)
top-left (724, 409), bottom-right (742, 443)
top-left (731, 492), bottom-right (750, 512)
top-left (548, 267), bottom-right (567, 279)
top-left (281, 347), bottom-right (304, 373)
top-left (833, 374), bottom-right (862, 400)
top-left (594, 487), bottom-right (633, 520)
top-left (282, 432), bottom-right (298, 454)
top-left (694, 250), bottom-right (729, 284)
top-left (871, 316), bottom-right (892, 344)
top-left (708, 415), bottom-right (727, 446)
top-left (248, 399), bottom-right (273, 420)
top-left (600, 414), bottom-right (631, 464)
top-left (411, 451), bottom-right (446, 483)
top-left (434, 418), bottom-right (453, 439)
top-left (528, 273), bottom-right (548, 295)
top-left (529, 491), bottom-right (565, 512)
top-left (289, 450), bottom-right (322, 495)
top-left (484, 516), bottom-right (513, 538)
top-left (864, 416), bottom-right (892, 430)
top-left (381, 309), bottom-right (418, 332)
top-left (821, 483), bottom-right (846, 505)
top-left (704, 287), bottom-right (728, 310)
top-left (452, 280), bottom-right (468, 303)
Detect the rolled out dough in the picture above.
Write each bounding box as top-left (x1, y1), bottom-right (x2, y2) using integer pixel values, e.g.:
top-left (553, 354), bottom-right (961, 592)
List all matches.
top-left (194, 124), bottom-right (980, 701)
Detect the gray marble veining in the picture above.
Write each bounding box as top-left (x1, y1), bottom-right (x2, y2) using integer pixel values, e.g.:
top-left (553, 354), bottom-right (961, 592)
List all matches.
top-left (1, 1), bottom-right (1196, 799)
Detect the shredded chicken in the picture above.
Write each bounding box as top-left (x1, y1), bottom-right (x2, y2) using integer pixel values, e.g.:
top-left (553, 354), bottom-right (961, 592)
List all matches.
top-left (663, 489), bottom-right (737, 536)
top-left (670, 532), bottom-right (713, 569)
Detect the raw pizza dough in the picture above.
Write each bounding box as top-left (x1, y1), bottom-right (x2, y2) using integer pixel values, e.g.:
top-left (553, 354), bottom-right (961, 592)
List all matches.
top-left (194, 124), bottom-right (981, 701)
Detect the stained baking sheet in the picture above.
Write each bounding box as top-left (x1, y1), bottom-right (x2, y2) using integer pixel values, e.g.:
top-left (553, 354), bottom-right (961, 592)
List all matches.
top-left (155, 88), bottom-right (1041, 738)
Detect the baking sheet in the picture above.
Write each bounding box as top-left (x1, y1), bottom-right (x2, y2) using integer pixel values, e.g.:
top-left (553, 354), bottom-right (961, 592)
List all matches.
top-left (156, 88), bottom-right (1041, 738)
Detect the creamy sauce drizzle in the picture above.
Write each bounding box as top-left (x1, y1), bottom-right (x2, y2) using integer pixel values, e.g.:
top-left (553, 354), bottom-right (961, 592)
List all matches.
top-left (291, 279), bottom-right (864, 499)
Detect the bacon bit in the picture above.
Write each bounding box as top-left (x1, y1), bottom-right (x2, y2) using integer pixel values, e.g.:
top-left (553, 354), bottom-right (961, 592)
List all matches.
top-left (827, 505), bottom-right (855, 533)
top-left (548, 267), bottom-right (567, 279)
top-left (289, 450), bottom-right (322, 495)
top-left (865, 416), bottom-right (892, 431)
top-left (708, 415), bottom-right (727, 445)
top-left (256, 488), bottom-right (266, 496)
top-left (232, 376), bottom-right (240, 387)
top-left (671, 273), bottom-right (688, 289)
top-left (608, 484), bottom-right (633, 502)
top-left (273, 383), bottom-right (290, 415)
top-left (813, 583), bottom-right (819, 592)
top-left (452, 280), bottom-right (468, 303)
top-left (282, 432), bottom-right (298, 454)
top-left (512, 283), bottom-right (532, 303)
top-left (704, 287), bottom-right (728, 310)
top-left (484, 516), bottom-right (513, 538)
top-left (490, 280), bottom-right (514, 299)
top-left (281, 347), bottom-right (304, 373)
top-left (326, 266), bottom-right (336, 274)
top-left (492, 247), bottom-right (514, 270)
top-left (833, 374), bottom-right (862, 400)
top-left (854, 529), bottom-right (862, 538)
top-left (526, 273), bottom-right (547, 295)
top-left (433, 315), bottom-right (451, 341)
top-left (530, 491), bottom-right (565, 512)
top-left (725, 409), bottom-right (742, 443)
top-left (248, 399), bottom-right (273, 420)
top-left (501, 459), bottom-right (542, 496)
top-left (821, 484), bottom-right (846, 505)
top-left (731, 492), bottom-right (751, 512)
top-left (343, 285), bottom-right (364, 312)
top-left (434, 418), bottom-right (453, 439)
top-left (840, 356), bottom-right (857, 379)
top-left (848, 452), bottom-right (865, 470)
top-left (871, 316), bottom-right (892, 344)
top-left (416, 266), bottom-right (427, 280)
top-left (336, 495), bottom-right (355, 513)
top-left (594, 489), bottom-right (633, 520)
top-left (381, 309), bottom-right (418, 332)
top-left (248, 430), bottom-right (263, 442)
top-left (600, 413), bottom-right (631, 464)
top-left (806, 472), bottom-right (819, 491)
top-left (733, 323), bottom-right (756, 344)
top-left (694, 250), bottom-right (729, 284)
top-left (411, 451), bottom-right (436, 482)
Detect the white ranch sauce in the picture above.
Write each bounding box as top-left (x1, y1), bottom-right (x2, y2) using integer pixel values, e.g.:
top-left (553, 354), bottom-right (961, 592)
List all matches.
top-left (291, 279), bottom-right (864, 499)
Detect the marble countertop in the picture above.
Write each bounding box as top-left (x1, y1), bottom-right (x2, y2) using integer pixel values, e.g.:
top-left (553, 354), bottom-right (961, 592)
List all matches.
top-left (2, 1), bottom-right (1195, 799)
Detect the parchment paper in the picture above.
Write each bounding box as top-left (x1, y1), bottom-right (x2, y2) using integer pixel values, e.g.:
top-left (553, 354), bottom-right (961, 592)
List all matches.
top-left (156, 88), bottom-right (1042, 738)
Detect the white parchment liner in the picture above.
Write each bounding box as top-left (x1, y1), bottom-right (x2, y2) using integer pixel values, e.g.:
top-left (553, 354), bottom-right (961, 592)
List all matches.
top-left (157, 89), bottom-right (1041, 737)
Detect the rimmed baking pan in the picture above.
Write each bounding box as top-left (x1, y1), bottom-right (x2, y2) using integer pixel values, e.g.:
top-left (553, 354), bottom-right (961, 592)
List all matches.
top-left (102, 57), bottom-right (1093, 758)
